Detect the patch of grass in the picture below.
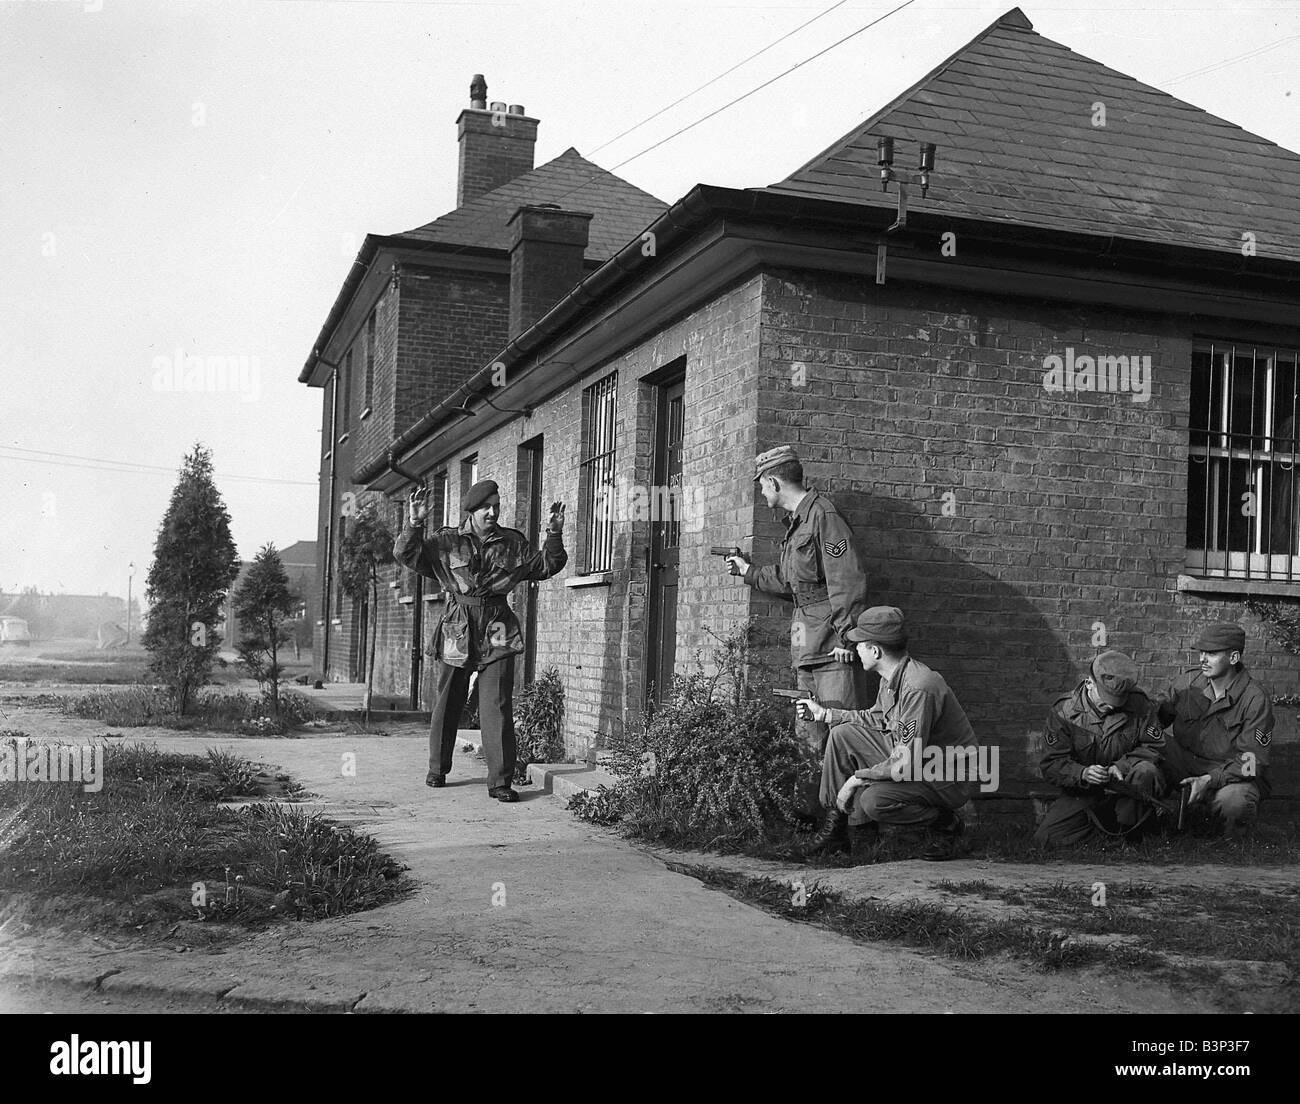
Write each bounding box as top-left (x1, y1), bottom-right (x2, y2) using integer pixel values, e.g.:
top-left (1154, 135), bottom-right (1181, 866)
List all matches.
top-left (672, 863), bottom-right (1161, 970)
top-left (0, 740), bottom-right (408, 935)
top-left (676, 864), bottom-right (1300, 1009)
top-left (55, 686), bottom-right (318, 734)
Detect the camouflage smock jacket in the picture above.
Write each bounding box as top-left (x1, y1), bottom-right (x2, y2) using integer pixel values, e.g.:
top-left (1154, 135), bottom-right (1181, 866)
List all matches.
top-left (394, 519), bottom-right (566, 670)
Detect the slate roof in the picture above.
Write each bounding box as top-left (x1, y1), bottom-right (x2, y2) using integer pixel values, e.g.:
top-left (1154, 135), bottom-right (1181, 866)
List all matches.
top-left (767, 7), bottom-right (1300, 263)
top-left (398, 147), bottom-right (667, 260)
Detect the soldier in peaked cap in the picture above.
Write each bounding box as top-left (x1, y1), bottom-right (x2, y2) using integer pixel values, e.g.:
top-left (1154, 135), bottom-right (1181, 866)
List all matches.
top-left (396, 478), bottom-right (567, 802)
top-left (724, 446), bottom-right (870, 802)
top-left (794, 607), bottom-right (979, 862)
top-left (1033, 651), bottom-right (1168, 849)
top-left (1154, 621), bottom-right (1275, 837)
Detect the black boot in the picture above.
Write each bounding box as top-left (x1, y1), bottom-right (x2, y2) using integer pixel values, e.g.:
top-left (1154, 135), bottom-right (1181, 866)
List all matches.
top-left (848, 821), bottom-right (880, 859)
top-left (922, 807), bottom-right (963, 861)
top-left (791, 808), bottom-right (849, 859)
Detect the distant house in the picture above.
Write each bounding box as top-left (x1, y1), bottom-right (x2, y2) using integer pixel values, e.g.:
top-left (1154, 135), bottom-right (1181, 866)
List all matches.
top-left (221, 541), bottom-right (317, 654)
top-left (301, 9), bottom-right (1299, 805)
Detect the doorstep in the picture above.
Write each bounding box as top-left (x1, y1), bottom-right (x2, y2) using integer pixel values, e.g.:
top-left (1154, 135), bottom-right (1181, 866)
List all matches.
top-left (526, 762), bottom-right (616, 800)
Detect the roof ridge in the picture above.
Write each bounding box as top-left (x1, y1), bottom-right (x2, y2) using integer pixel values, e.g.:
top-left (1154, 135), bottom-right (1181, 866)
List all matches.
top-left (775, 7), bottom-right (1035, 182)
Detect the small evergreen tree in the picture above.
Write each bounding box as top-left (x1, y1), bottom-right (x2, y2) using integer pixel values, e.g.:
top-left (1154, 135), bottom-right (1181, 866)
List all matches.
top-left (141, 445), bottom-right (241, 714)
top-left (234, 543), bottom-right (297, 716)
top-left (338, 494), bottom-right (395, 724)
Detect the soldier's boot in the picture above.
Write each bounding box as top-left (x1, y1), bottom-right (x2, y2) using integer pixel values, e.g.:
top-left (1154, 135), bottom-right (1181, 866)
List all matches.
top-left (790, 808), bottom-right (849, 859)
top-left (848, 821), bottom-right (880, 861)
top-left (921, 807), bottom-right (964, 862)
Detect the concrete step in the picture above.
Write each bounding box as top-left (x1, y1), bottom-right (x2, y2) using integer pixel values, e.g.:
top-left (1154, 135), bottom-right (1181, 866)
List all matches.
top-left (526, 762), bottom-right (617, 801)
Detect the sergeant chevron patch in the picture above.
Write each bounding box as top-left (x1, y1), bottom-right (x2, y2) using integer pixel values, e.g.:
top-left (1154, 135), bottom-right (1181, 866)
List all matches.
top-left (825, 538), bottom-right (847, 558)
top-left (898, 719), bottom-right (916, 744)
top-left (1256, 727), bottom-right (1272, 746)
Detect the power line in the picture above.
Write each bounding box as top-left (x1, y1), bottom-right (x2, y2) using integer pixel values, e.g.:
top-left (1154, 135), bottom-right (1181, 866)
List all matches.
top-left (0, 446), bottom-right (318, 487)
top-left (1159, 32), bottom-right (1300, 87)
top-left (328, 0), bottom-right (920, 354)
top-left (590, 0), bottom-right (854, 155)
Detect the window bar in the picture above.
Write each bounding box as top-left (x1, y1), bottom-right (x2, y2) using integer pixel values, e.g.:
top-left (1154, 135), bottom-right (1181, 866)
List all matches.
top-left (1201, 343), bottom-right (1215, 576)
top-left (1223, 345), bottom-right (1236, 579)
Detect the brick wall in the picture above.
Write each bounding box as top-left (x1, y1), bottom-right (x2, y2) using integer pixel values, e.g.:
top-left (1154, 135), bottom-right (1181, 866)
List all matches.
top-left (391, 266), bottom-right (510, 443)
top-left (752, 269), bottom-right (1300, 791)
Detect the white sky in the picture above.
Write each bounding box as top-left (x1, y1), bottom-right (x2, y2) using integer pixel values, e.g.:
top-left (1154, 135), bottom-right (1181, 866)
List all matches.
top-left (2, 0), bottom-right (1297, 600)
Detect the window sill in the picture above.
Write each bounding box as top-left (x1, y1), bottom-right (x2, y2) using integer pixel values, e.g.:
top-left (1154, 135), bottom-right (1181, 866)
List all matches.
top-left (423, 591), bottom-right (446, 602)
top-left (360, 407), bottom-right (372, 420)
top-left (330, 618), bottom-right (342, 626)
top-left (388, 580), bottom-right (399, 589)
top-left (397, 596), bottom-right (414, 605)
top-left (1177, 573), bottom-right (1300, 598)
top-left (315, 620), bottom-right (325, 627)
top-left (564, 572), bottom-right (613, 589)
top-left (337, 433), bottom-right (349, 445)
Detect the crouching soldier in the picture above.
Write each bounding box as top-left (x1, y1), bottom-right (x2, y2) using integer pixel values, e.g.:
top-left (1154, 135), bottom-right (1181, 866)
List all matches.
top-left (396, 479), bottom-right (566, 802)
top-left (1155, 622), bottom-right (1274, 838)
top-left (1034, 651), bottom-right (1167, 849)
top-left (794, 607), bottom-right (976, 862)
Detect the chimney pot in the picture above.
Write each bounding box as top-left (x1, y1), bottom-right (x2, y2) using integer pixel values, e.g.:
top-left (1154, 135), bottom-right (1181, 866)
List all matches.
top-left (469, 73), bottom-right (487, 110)
top-left (490, 101), bottom-right (507, 112)
top-left (508, 104), bottom-right (525, 115)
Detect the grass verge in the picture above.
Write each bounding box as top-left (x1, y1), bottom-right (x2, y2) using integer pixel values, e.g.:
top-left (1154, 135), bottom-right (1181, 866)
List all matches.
top-left (673, 863), bottom-right (1298, 1012)
top-left (0, 738), bottom-right (407, 938)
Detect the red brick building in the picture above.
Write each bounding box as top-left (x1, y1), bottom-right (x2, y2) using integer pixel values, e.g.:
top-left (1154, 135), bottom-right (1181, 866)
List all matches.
top-left (303, 11), bottom-right (1299, 803)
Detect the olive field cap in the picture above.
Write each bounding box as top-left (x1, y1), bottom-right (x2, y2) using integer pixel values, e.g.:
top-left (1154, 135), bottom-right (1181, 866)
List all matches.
top-left (1090, 650), bottom-right (1139, 707)
top-left (463, 479), bottom-right (500, 514)
top-left (754, 445), bottom-right (800, 481)
top-left (845, 606), bottom-right (907, 646)
top-left (1192, 621), bottom-right (1247, 653)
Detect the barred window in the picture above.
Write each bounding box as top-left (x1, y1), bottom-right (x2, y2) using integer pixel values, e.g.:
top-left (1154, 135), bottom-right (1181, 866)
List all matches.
top-left (579, 373), bottom-right (617, 573)
top-left (1187, 341), bottom-right (1299, 582)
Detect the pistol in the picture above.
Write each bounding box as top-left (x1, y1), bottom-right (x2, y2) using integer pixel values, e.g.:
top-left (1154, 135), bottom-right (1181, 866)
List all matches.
top-left (710, 546), bottom-right (741, 557)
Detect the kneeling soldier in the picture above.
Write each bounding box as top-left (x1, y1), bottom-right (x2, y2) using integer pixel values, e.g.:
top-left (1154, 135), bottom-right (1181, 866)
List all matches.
top-left (796, 607), bottom-right (976, 862)
top-left (1034, 651), bottom-right (1166, 849)
top-left (1155, 621), bottom-right (1274, 838)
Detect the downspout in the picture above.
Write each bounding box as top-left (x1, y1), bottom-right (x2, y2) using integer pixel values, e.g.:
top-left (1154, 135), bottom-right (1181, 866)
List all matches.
top-left (387, 449), bottom-right (426, 710)
top-left (321, 362), bottom-right (340, 678)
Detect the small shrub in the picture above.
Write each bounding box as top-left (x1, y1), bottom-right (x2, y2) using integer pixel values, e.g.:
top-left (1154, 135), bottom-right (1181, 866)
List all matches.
top-left (205, 748), bottom-right (259, 799)
top-left (513, 666), bottom-right (565, 782)
top-left (571, 623), bottom-right (815, 848)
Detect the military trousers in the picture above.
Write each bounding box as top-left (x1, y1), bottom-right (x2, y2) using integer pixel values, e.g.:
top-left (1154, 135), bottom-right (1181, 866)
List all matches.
top-left (428, 655), bottom-right (517, 791)
top-left (796, 662), bottom-right (870, 811)
top-left (1033, 761), bottom-right (1164, 848)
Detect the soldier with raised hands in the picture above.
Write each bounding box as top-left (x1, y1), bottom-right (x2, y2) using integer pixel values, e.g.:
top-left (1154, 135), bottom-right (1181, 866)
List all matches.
top-left (396, 478), bottom-right (566, 802)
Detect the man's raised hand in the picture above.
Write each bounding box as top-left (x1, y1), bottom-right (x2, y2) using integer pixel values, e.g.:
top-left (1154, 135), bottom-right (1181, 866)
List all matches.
top-left (408, 488), bottom-right (429, 526)
top-left (548, 501), bottom-right (566, 534)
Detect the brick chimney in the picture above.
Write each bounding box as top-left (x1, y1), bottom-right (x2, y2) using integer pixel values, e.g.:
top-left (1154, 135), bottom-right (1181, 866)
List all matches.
top-left (457, 74), bottom-right (538, 207)
top-left (508, 204), bottom-right (593, 338)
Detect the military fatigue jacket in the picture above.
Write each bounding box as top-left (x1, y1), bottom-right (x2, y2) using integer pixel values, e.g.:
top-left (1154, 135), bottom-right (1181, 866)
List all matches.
top-left (826, 656), bottom-right (978, 754)
top-left (744, 491), bottom-right (868, 669)
top-left (1040, 683), bottom-right (1163, 792)
top-left (1155, 667), bottom-right (1274, 791)
top-left (394, 519), bottom-right (566, 670)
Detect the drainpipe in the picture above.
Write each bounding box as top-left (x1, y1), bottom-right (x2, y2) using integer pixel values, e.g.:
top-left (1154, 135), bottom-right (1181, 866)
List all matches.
top-left (387, 449), bottom-right (426, 710)
top-left (321, 361), bottom-right (340, 678)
